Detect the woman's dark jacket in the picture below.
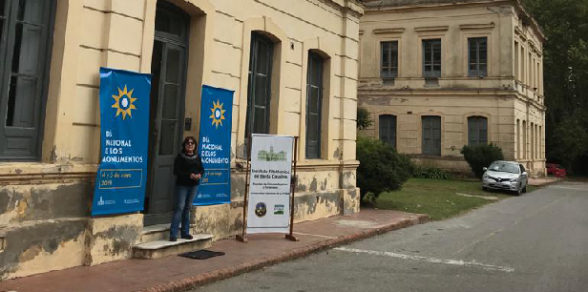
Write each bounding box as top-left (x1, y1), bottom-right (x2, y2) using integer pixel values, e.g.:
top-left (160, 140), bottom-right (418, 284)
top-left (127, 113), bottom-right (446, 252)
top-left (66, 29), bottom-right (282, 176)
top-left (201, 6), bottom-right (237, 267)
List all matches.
top-left (173, 151), bottom-right (204, 187)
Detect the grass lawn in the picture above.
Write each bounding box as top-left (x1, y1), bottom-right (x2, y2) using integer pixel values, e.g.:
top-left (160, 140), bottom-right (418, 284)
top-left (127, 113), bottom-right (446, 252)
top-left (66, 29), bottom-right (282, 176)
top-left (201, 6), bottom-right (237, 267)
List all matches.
top-left (373, 178), bottom-right (538, 221)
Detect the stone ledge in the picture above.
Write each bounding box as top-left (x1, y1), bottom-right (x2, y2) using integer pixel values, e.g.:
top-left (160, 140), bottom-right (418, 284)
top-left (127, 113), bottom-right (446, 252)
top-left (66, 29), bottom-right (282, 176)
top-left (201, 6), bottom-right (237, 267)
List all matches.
top-left (133, 234), bottom-right (213, 260)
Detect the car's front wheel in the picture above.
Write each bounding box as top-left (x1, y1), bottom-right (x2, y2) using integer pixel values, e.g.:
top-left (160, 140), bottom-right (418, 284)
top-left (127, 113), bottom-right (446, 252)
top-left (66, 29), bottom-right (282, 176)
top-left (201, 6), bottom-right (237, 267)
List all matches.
top-left (515, 185), bottom-right (523, 196)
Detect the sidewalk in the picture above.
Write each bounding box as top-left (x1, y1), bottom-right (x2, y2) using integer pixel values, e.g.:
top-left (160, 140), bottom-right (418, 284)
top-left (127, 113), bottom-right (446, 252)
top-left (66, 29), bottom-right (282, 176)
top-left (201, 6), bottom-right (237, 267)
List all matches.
top-left (0, 209), bottom-right (428, 292)
top-left (528, 176), bottom-right (563, 187)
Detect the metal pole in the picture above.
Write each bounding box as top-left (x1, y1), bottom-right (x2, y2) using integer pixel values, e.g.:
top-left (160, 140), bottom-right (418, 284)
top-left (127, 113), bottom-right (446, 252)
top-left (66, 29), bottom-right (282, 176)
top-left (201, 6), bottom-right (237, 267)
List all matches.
top-left (286, 136), bottom-right (299, 241)
top-left (237, 135), bottom-right (253, 243)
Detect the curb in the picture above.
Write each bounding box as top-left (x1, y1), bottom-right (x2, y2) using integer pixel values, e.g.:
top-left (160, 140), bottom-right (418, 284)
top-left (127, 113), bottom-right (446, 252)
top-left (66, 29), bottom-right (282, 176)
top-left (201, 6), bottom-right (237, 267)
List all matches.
top-left (135, 214), bottom-right (429, 292)
top-left (529, 178), bottom-right (563, 187)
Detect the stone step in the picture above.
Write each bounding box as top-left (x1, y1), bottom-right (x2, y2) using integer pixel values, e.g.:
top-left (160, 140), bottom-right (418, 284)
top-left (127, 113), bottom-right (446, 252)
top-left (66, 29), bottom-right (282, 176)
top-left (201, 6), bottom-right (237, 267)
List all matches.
top-left (132, 234), bottom-right (213, 260)
top-left (139, 224), bottom-right (198, 243)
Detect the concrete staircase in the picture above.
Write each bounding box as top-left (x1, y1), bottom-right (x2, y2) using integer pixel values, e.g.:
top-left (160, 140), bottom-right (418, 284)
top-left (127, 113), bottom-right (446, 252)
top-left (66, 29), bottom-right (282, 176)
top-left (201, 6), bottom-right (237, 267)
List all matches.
top-left (133, 224), bottom-right (213, 259)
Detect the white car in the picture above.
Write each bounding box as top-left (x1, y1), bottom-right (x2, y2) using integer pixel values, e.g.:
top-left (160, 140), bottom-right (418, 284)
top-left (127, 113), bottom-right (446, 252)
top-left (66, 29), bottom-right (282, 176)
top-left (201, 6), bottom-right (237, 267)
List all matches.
top-left (482, 161), bottom-right (528, 195)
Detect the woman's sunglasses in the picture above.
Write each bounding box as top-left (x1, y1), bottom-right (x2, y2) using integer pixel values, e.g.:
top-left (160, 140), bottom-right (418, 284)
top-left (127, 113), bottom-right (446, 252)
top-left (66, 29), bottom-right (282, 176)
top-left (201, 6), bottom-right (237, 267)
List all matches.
top-left (186, 141), bottom-right (195, 145)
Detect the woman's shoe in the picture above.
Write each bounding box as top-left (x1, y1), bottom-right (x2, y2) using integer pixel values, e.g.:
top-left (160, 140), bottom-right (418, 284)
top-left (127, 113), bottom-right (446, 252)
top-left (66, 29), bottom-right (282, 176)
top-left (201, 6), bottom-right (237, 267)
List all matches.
top-left (181, 234), bottom-right (193, 240)
top-left (170, 237), bottom-right (177, 242)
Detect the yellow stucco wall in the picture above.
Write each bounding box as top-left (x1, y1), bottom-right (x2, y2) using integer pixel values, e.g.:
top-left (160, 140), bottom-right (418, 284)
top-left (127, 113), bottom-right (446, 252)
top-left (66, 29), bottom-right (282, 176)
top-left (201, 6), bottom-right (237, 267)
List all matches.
top-left (39, 0), bottom-right (362, 167)
top-left (358, 0), bottom-right (546, 176)
top-left (0, 0), bottom-right (363, 280)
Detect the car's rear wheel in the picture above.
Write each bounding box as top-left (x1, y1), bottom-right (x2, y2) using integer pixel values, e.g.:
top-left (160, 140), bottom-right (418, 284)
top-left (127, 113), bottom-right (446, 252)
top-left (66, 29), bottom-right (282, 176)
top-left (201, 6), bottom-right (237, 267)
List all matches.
top-left (522, 185), bottom-right (527, 193)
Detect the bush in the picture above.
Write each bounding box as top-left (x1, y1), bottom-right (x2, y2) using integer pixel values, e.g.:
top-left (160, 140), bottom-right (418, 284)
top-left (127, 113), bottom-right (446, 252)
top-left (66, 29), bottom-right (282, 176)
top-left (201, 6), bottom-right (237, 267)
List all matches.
top-left (461, 144), bottom-right (504, 179)
top-left (413, 166), bottom-right (451, 180)
top-left (357, 137), bottom-right (414, 201)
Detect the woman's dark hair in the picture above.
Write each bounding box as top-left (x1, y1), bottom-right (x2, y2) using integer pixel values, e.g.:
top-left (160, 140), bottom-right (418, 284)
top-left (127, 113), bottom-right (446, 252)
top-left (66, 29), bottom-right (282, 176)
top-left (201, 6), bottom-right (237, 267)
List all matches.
top-left (181, 136), bottom-right (197, 149)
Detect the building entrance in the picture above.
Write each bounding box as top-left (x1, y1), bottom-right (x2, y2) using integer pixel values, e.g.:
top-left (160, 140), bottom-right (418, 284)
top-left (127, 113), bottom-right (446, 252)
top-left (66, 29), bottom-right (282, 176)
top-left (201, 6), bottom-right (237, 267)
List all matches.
top-left (144, 2), bottom-right (189, 225)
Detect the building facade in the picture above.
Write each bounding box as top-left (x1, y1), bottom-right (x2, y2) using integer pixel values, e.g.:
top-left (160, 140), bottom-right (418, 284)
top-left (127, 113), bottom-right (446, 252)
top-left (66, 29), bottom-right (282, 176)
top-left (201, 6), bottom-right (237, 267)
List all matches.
top-left (0, 0), bottom-right (363, 280)
top-left (358, 0), bottom-right (546, 176)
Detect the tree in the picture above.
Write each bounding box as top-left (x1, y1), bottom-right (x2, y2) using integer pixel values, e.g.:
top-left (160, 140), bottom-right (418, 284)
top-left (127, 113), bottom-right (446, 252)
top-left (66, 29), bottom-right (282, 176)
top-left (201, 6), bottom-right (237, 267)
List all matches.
top-left (521, 0), bottom-right (588, 174)
top-left (357, 107), bottom-right (373, 130)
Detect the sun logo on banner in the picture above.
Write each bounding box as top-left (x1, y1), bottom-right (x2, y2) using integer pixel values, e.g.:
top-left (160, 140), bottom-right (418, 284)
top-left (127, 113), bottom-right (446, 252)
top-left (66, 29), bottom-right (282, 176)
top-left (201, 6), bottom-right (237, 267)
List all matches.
top-left (209, 100), bottom-right (226, 129)
top-left (111, 85), bottom-right (137, 120)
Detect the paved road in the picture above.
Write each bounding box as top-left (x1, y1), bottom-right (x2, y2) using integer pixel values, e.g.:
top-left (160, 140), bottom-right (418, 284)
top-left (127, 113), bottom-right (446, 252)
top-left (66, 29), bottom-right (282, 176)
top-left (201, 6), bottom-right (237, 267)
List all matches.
top-left (193, 182), bottom-right (588, 292)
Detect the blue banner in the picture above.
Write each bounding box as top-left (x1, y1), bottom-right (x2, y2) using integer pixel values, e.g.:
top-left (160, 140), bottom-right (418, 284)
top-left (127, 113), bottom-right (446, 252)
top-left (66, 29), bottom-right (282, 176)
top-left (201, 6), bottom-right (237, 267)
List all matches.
top-left (195, 85), bottom-right (234, 205)
top-left (92, 68), bottom-right (151, 216)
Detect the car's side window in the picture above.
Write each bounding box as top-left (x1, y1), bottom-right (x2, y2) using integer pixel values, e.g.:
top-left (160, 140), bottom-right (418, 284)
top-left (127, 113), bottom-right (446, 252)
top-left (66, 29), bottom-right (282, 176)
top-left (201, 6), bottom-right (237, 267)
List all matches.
top-left (520, 165), bottom-right (526, 174)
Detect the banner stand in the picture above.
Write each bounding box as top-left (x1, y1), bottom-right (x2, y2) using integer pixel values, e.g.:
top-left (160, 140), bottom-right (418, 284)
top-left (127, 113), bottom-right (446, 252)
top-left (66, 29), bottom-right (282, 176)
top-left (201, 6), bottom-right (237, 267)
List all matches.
top-left (236, 136), bottom-right (299, 243)
top-left (285, 136), bottom-right (299, 242)
top-left (236, 135), bottom-right (253, 243)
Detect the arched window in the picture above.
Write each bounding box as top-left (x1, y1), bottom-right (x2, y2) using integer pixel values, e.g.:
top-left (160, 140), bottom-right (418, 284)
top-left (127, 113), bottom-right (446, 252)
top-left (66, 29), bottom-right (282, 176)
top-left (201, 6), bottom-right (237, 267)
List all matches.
top-left (468, 116), bottom-right (488, 146)
top-left (0, 0), bottom-right (55, 160)
top-left (379, 115), bottom-right (397, 148)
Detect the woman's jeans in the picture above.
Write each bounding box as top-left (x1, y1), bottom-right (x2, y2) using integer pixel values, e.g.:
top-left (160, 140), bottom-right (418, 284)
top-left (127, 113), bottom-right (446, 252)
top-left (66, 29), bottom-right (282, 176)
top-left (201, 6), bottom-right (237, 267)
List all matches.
top-left (170, 185), bottom-right (198, 238)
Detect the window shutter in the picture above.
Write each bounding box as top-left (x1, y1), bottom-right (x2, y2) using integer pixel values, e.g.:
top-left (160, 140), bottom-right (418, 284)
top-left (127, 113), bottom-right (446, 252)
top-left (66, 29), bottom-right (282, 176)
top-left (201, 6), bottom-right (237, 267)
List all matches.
top-left (379, 115), bottom-right (396, 148)
top-left (433, 117), bottom-right (441, 155)
top-left (468, 117), bottom-right (488, 146)
top-left (480, 118), bottom-right (488, 144)
top-left (468, 37), bottom-right (488, 77)
top-left (422, 117), bottom-right (431, 154)
top-left (305, 52), bottom-right (323, 159)
top-left (468, 117), bottom-right (477, 146)
top-left (422, 116), bottom-right (441, 155)
top-left (246, 33), bottom-right (273, 141)
top-left (423, 39), bottom-right (441, 78)
top-left (0, 0), bottom-right (54, 161)
top-left (391, 115), bottom-right (397, 149)
top-left (379, 116), bottom-right (387, 143)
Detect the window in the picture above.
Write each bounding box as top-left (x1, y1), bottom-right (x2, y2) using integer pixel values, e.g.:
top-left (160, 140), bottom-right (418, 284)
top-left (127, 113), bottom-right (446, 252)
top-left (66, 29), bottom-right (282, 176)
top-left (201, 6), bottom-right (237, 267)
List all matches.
top-left (422, 116), bottom-right (441, 156)
top-left (468, 116), bottom-right (488, 146)
top-left (0, 0), bottom-right (54, 160)
top-left (245, 33), bottom-right (274, 142)
top-left (380, 41), bottom-right (398, 78)
top-left (520, 46), bottom-right (525, 83)
top-left (522, 120), bottom-right (527, 159)
top-left (379, 115), bottom-right (397, 148)
top-left (536, 61), bottom-right (540, 90)
top-left (516, 119), bottom-right (520, 159)
top-left (306, 51), bottom-right (323, 159)
top-left (514, 41), bottom-right (519, 80)
top-left (530, 122), bottom-right (535, 159)
top-left (422, 39), bottom-right (441, 78)
top-left (468, 37), bottom-right (487, 77)
top-left (539, 125), bottom-right (542, 158)
top-left (528, 52), bottom-right (532, 84)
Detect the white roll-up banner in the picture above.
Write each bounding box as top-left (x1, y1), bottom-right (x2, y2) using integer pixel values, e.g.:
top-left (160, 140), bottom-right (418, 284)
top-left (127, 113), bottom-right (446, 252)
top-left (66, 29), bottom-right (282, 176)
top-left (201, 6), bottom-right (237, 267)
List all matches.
top-left (246, 134), bottom-right (294, 234)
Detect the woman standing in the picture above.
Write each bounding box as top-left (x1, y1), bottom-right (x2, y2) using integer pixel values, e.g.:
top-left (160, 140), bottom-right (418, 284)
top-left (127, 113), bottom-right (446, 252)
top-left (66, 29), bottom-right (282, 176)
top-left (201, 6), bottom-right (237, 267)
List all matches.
top-left (170, 136), bottom-right (204, 241)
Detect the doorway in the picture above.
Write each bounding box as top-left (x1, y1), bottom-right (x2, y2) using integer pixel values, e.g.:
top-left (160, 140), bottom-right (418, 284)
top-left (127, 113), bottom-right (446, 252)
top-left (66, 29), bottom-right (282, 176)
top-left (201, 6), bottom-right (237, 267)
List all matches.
top-left (144, 2), bottom-right (189, 225)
